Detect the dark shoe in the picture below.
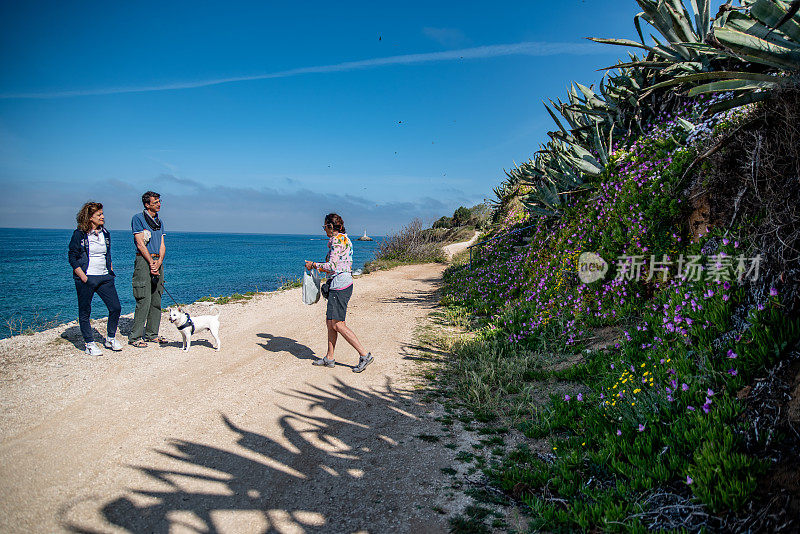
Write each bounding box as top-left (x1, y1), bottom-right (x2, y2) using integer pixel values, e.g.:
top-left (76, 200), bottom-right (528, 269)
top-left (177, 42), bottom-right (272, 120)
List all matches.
top-left (128, 339), bottom-right (147, 348)
top-left (144, 336), bottom-right (169, 344)
top-left (352, 353), bottom-right (374, 373)
top-left (312, 357), bottom-right (335, 367)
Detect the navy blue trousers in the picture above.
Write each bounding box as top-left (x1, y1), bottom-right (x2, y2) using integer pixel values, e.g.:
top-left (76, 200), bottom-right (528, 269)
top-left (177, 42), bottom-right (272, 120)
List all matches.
top-left (75, 273), bottom-right (121, 343)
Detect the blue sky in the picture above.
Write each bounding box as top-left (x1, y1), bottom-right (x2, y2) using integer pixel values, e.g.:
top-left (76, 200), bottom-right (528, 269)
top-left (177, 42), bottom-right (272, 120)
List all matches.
top-left (0, 1), bottom-right (721, 234)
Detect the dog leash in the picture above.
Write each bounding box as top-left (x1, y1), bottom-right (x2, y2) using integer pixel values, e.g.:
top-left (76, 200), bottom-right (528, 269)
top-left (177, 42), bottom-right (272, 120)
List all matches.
top-left (161, 282), bottom-right (183, 312)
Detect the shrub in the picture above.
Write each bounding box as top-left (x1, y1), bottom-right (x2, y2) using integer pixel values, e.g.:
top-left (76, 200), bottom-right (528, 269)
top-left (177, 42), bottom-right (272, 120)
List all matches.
top-left (453, 206), bottom-right (472, 226)
top-left (371, 218), bottom-right (446, 264)
top-left (432, 216), bottom-right (453, 229)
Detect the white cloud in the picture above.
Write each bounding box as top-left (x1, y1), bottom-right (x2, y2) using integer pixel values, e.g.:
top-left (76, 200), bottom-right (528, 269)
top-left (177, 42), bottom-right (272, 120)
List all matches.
top-left (0, 176), bottom-right (473, 235)
top-left (1, 41), bottom-right (613, 100)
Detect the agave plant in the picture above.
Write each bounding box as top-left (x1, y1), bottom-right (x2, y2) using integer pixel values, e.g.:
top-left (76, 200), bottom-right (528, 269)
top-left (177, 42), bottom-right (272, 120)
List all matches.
top-left (513, 0), bottom-right (799, 222)
top-left (594, 1), bottom-right (800, 113)
top-left (516, 62), bottom-right (657, 217)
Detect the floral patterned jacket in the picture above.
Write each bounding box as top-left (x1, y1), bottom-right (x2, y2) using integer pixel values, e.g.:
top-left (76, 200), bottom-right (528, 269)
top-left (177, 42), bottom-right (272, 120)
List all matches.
top-left (318, 233), bottom-right (353, 290)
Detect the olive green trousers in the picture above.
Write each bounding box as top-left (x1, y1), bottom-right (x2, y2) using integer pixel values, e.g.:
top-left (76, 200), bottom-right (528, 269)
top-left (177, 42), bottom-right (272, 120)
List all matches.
top-left (129, 255), bottom-right (164, 342)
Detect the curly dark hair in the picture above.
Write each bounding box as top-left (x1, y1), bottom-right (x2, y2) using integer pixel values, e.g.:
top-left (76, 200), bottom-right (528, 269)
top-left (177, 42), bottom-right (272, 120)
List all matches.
top-left (76, 202), bottom-right (103, 232)
top-left (142, 191), bottom-right (160, 208)
top-left (324, 213), bottom-right (346, 234)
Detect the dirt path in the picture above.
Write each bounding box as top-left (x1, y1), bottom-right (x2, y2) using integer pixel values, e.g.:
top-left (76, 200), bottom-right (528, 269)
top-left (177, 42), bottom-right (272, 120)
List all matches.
top-left (442, 231), bottom-right (479, 261)
top-left (0, 263), bottom-right (459, 533)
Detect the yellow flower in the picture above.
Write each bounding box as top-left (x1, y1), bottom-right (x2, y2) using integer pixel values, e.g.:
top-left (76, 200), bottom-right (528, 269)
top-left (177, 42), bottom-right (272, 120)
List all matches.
top-left (631, 402), bottom-right (635, 406)
top-left (582, 442), bottom-right (586, 446)
top-left (613, 384), bottom-right (618, 389)
top-left (633, 388), bottom-right (641, 394)
top-left (553, 447), bottom-right (557, 450)
top-left (643, 371), bottom-right (649, 376)
top-left (666, 359), bottom-right (671, 362)
top-left (640, 363), bottom-right (646, 367)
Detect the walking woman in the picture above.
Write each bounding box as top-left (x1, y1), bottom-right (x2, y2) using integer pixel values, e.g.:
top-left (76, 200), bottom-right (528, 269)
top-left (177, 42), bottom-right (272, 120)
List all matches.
top-left (305, 213), bottom-right (374, 372)
top-left (68, 202), bottom-right (123, 356)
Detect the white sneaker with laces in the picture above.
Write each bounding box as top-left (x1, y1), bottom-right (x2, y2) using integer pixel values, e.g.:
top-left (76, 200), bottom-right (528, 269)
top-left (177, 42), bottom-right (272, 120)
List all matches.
top-left (85, 342), bottom-right (104, 356)
top-left (104, 337), bottom-right (123, 351)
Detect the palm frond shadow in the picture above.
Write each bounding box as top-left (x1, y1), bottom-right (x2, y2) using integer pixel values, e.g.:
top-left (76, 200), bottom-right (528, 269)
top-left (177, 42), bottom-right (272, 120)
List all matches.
top-left (60, 378), bottom-right (445, 533)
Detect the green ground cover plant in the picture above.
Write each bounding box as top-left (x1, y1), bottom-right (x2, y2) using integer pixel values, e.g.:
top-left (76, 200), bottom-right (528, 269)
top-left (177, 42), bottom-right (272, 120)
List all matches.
top-left (437, 92), bottom-right (800, 530)
top-left (435, 1), bottom-right (800, 529)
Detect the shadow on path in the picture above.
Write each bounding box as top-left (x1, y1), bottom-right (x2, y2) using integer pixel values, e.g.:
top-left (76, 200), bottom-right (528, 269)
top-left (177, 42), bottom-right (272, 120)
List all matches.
top-left (60, 378), bottom-right (446, 533)
top-left (256, 333), bottom-right (316, 360)
top-left (60, 317), bottom-right (136, 350)
top-left (376, 278), bottom-right (442, 310)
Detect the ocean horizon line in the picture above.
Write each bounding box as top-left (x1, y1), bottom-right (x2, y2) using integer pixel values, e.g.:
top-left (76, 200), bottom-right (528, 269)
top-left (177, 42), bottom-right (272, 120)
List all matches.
top-left (0, 227), bottom-right (385, 238)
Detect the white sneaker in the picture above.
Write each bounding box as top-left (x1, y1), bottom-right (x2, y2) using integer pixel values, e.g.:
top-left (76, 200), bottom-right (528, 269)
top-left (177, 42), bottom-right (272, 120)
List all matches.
top-left (85, 342), bottom-right (104, 356)
top-left (104, 337), bottom-right (123, 351)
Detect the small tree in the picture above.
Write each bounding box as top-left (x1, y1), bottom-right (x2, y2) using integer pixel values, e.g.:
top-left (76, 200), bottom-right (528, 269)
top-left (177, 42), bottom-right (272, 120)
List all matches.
top-left (432, 216), bottom-right (453, 229)
top-left (452, 206), bottom-right (471, 226)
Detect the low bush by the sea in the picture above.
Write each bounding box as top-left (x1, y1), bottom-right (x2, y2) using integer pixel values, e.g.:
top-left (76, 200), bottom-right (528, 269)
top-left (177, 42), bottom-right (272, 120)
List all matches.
top-left (366, 218), bottom-right (446, 271)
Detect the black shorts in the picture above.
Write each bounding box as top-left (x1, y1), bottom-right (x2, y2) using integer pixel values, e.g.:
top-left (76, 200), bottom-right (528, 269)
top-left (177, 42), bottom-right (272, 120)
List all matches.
top-left (326, 285), bottom-right (353, 321)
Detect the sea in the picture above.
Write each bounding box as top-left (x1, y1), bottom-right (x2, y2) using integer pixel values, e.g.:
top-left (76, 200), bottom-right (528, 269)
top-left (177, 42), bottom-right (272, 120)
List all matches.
top-left (0, 228), bottom-right (382, 339)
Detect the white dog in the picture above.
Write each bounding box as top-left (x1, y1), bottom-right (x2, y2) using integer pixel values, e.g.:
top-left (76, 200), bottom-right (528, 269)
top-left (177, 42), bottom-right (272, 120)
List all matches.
top-left (168, 307), bottom-right (221, 352)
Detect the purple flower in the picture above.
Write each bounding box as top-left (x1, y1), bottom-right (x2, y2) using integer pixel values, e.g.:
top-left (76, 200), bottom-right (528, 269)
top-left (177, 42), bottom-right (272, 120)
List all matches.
top-left (728, 369), bottom-right (738, 376)
top-left (564, 394), bottom-right (571, 401)
top-left (727, 349), bottom-right (737, 359)
top-left (667, 395), bottom-right (674, 402)
top-left (722, 238), bottom-right (729, 246)
top-left (770, 287), bottom-right (778, 297)
top-left (707, 389), bottom-right (714, 397)
top-left (682, 383), bottom-right (689, 391)
top-left (610, 364), bottom-right (615, 369)
top-left (687, 405), bottom-right (696, 411)
top-left (599, 393), bottom-right (605, 400)
top-left (638, 424), bottom-right (645, 432)
top-left (686, 475), bottom-right (693, 485)
top-left (616, 429), bottom-right (622, 436)
top-left (577, 393), bottom-right (583, 402)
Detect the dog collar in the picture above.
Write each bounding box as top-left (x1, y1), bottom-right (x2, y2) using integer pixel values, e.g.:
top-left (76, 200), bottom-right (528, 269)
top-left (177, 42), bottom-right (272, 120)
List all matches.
top-left (177, 314), bottom-right (195, 335)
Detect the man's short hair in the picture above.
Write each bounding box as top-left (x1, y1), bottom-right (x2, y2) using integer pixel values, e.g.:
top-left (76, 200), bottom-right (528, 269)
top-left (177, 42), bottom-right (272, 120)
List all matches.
top-left (142, 191), bottom-right (160, 207)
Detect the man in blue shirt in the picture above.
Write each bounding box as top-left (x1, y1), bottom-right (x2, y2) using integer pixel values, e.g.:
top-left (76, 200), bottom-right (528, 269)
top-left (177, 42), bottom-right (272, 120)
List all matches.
top-left (129, 191), bottom-right (166, 347)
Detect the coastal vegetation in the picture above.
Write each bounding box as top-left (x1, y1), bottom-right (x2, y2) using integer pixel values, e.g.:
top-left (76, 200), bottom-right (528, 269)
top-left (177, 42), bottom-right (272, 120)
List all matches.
top-left (365, 204), bottom-right (489, 272)
top-left (197, 291), bottom-right (261, 304)
top-left (421, 1), bottom-right (800, 531)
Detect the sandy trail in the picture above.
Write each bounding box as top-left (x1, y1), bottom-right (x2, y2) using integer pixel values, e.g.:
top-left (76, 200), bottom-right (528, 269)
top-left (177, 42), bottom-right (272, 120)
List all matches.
top-left (0, 263), bottom-right (455, 533)
top-left (442, 232), bottom-right (479, 261)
